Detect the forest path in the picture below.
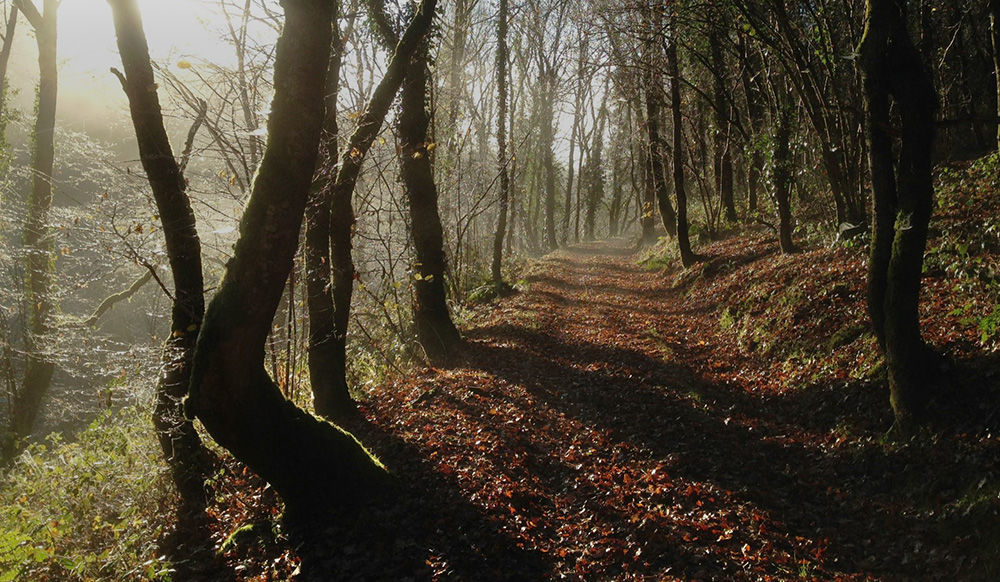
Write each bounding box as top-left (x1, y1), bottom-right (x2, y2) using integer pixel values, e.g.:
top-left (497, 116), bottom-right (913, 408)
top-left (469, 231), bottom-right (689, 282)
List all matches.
top-left (296, 238), bottom-right (963, 582)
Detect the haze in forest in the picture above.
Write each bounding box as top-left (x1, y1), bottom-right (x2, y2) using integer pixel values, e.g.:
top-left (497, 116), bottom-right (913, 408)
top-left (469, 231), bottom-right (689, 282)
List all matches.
top-left (6, 0), bottom-right (249, 143)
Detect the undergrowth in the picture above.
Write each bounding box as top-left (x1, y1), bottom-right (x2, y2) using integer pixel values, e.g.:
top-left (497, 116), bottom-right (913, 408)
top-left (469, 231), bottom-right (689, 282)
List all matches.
top-left (0, 405), bottom-right (174, 582)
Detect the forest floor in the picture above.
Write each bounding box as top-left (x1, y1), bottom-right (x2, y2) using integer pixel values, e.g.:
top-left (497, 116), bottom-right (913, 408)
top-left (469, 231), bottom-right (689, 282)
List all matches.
top-left (178, 226), bottom-right (1000, 580)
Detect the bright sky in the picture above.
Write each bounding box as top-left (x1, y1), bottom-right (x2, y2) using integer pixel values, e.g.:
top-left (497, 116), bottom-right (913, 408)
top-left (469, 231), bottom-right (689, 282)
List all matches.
top-left (9, 0), bottom-right (230, 134)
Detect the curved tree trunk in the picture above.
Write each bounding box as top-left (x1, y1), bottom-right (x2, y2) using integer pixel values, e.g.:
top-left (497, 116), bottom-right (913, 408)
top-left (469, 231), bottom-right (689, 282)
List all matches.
top-left (188, 0), bottom-right (443, 518)
top-left (109, 0), bottom-right (212, 508)
top-left (860, 0), bottom-right (938, 429)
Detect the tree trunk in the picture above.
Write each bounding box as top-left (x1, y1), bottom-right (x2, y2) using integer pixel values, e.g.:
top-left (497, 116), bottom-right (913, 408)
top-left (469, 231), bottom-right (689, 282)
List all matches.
top-left (710, 25), bottom-right (737, 224)
top-left (667, 27), bottom-right (695, 267)
top-left (991, 0), bottom-right (1000, 150)
top-left (491, 0), bottom-right (510, 285)
top-left (5, 0), bottom-right (57, 464)
top-left (0, 4), bottom-right (17, 122)
top-left (189, 0), bottom-right (437, 519)
top-left (306, 9), bottom-right (354, 421)
top-left (398, 43), bottom-right (462, 361)
top-left (366, 0), bottom-right (460, 361)
top-left (109, 0), bottom-right (211, 508)
top-left (772, 92), bottom-right (796, 254)
top-left (541, 65), bottom-right (558, 252)
top-left (860, 0), bottom-right (938, 429)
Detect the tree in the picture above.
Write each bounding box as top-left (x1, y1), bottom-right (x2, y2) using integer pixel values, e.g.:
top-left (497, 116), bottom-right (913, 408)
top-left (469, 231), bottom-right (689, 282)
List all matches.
top-left (491, 0), bottom-right (511, 286)
top-left (305, 3), bottom-right (349, 421)
top-left (108, 0), bottom-right (212, 508)
top-left (769, 74), bottom-right (796, 254)
top-left (367, 0), bottom-right (462, 362)
top-left (0, 3), bottom-right (17, 123)
top-left (709, 5), bottom-right (736, 224)
top-left (4, 0), bottom-right (57, 462)
top-left (185, 0), bottom-right (450, 518)
top-left (667, 11), bottom-right (695, 267)
top-left (642, 1), bottom-right (676, 242)
top-left (859, 0), bottom-right (938, 429)
top-left (992, 0), bottom-right (1000, 149)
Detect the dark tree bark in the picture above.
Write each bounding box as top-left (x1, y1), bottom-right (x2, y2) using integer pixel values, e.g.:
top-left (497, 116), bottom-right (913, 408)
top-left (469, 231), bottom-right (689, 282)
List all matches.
top-left (4, 0), bottom-right (57, 464)
top-left (540, 64), bottom-right (559, 252)
top-left (991, 0), bottom-right (1000, 150)
top-left (321, 0), bottom-right (438, 421)
top-left (771, 89), bottom-right (796, 254)
top-left (563, 32), bottom-right (586, 245)
top-left (860, 0), bottom-right (938, 429)
top-left (710, 20), bottom-right (737, 224)
top-left (642, 2), bottom-right (676, 241)
top-left (398, 45), bottom-right (462, 361)
top-left (739, 36), bottom-right (766, 217)
top-left (305, 7), bottom-right (353, 421)
top-left (667, 24), bottom-right (695, 267)
top-left (109, 0), bottom-right (213, 508)
top-left (188, 0), bottom-right (444, 519)
top-left (366, 0), bottom-right (461, 362)
top-left (583, 101), bottom-right (607, 241)
top-left (491, 0), bottom-right (510, 285)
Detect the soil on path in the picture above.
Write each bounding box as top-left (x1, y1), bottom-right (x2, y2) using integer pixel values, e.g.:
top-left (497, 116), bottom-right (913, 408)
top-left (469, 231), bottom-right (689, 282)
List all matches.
top-left (288, 237), bottom-right (997, 582)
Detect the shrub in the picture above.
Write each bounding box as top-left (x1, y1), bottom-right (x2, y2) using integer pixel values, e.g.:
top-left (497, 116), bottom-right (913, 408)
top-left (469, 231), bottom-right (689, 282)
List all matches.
top-left (0, 405), bottom-right (175, 581)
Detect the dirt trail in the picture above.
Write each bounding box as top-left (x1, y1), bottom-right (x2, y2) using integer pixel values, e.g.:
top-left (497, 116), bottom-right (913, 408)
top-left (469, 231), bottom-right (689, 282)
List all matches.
top-left (294, 239), bottom-right (980, 582)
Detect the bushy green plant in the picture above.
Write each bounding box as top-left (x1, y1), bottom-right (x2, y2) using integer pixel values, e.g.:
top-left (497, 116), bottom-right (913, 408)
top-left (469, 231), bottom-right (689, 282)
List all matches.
top-left (0, 405), bottom-right (175, 582)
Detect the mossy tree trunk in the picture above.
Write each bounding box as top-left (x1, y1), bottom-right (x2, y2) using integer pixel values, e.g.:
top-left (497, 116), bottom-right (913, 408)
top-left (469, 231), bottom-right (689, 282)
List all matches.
top-left (318, 0), bottom-right (437, 421)
top-left (108, 0), bottom-right (212, 508)
top-left (187, 0), bottom-right (446, 517)
top-left (5, 0), bottom-right (57, 463)
top-left (860, 0), bottom-right (938, 429)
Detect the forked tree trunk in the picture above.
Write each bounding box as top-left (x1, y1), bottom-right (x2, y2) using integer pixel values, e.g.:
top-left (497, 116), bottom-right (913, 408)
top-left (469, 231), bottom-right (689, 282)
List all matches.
top-left (321, 0), bottom-right (438, 422)
top-left (4, 0), bottom-right (57, 464)
top-left (860, 0), bottom-right (938, 429)
top-left (306, 8), bottom-right (354, 421)
top-left (189, 0), bottom-right (437, 518)
top-left (642, 2), bottom-right (676, 241)
top-left (109, 0), bottom-right (211, 507)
